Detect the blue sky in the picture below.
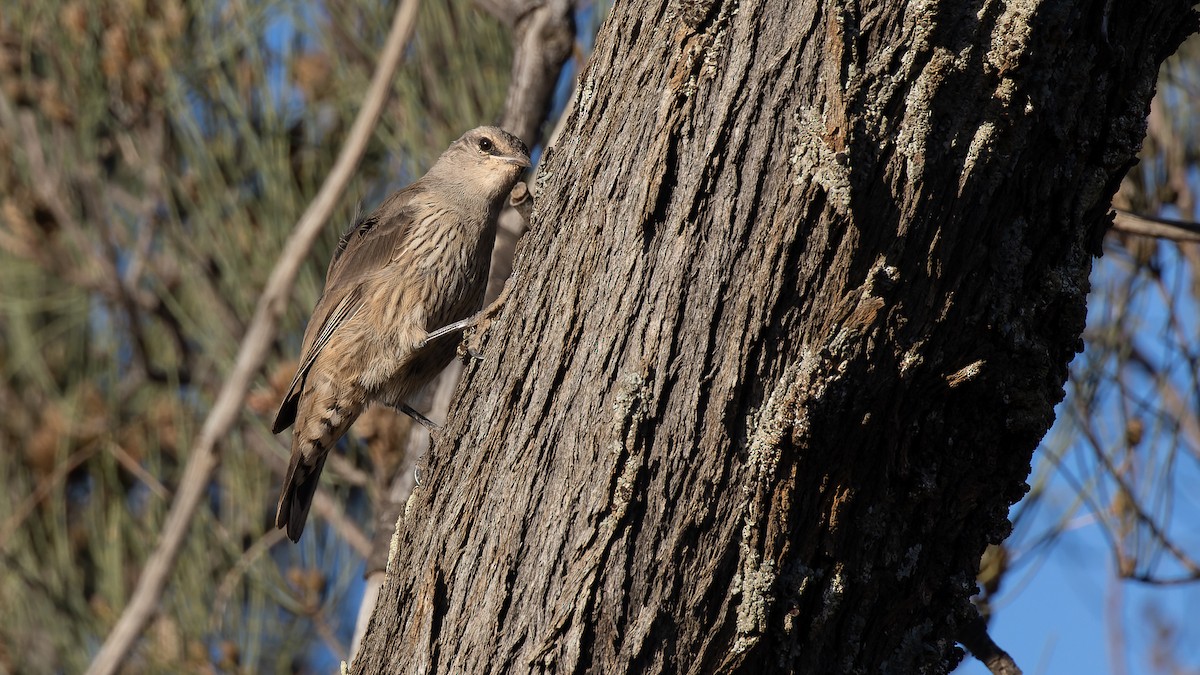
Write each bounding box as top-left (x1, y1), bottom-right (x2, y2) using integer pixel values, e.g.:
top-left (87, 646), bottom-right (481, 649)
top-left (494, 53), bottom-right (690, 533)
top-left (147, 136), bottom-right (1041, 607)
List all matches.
top-left (958, 231), bottom-right (1200, 674)
top-left (956, 498), bottom-right (1200, 674)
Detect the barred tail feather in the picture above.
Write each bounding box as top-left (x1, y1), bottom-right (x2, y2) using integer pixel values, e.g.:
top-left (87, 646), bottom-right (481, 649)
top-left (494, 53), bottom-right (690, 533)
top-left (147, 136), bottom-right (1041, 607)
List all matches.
top-left (276, 451), bottom-right (329, 542)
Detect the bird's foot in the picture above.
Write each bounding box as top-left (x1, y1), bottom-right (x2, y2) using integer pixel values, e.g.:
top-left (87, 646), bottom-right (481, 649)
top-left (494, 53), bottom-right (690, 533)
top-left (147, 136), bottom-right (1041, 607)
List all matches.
top-left (457, 334), bottom-right (487, 362)
top-left (420, 282), bottom-right (512, 354)
top-left (418, 316), bottom-right (476, 348)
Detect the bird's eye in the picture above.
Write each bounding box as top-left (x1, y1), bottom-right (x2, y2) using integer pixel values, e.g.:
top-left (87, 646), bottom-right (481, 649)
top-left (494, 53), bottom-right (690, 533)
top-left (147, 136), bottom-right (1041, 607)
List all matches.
top-left (478, 137), bottom-right (494, 153)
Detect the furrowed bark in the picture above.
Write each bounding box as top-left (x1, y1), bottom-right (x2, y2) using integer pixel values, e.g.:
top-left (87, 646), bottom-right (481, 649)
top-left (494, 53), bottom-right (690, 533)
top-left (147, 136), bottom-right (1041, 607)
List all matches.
top-left (354, 1), bottom-right (1195, 672)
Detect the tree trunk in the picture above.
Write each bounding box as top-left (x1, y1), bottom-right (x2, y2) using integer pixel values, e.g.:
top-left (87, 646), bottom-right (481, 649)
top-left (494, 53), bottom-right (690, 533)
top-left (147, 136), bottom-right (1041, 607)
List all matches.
top-left (353, 1), bottom-right (1194, 672)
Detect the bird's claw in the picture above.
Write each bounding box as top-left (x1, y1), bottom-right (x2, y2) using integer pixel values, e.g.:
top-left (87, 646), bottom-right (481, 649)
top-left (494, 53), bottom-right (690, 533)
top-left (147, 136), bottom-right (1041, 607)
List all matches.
top-left (456, 324), bottom-right (489, 362)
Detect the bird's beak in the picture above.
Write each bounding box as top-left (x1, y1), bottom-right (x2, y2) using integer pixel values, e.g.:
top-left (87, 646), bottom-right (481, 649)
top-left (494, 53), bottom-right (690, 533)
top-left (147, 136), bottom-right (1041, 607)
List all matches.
top-left (497, 154), bottom-right (532, 168)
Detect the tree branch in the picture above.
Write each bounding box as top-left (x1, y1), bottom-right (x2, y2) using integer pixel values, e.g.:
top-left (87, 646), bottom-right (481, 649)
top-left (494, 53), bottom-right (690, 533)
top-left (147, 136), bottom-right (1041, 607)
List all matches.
top-left (82, 1), bottom-right (422, 672)
top-left (497, 0), bottom-right (575, 146)
top-left (959, 609), bottom-right (1023, 675)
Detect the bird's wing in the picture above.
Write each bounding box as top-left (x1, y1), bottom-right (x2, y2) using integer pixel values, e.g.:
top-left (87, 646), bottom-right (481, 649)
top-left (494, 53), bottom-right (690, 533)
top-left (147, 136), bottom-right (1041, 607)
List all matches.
top-left (272, 184), bottom-right (425, 433)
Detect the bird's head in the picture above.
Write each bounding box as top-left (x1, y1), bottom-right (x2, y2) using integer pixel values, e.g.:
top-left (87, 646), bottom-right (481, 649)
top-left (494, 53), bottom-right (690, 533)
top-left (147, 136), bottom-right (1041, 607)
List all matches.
top-left (430, 126), bottom-right (531, 204)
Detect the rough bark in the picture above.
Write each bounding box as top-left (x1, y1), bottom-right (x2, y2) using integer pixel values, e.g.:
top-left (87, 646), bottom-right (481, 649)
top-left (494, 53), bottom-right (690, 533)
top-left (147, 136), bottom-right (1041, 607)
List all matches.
top-left (354, 0), bottom-right (1194, 673)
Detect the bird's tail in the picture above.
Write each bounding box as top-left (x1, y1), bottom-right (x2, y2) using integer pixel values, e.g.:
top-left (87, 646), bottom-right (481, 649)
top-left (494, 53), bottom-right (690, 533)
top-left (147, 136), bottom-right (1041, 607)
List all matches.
top-left (276, 449), bottom-right (330, 543)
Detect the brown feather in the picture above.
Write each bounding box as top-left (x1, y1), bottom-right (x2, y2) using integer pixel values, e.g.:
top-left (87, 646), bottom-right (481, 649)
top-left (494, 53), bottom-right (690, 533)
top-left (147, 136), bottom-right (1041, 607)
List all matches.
top-left (272, 187), bottom-right (422, 432)
top-left (271, 126), bottom-right (530, 541)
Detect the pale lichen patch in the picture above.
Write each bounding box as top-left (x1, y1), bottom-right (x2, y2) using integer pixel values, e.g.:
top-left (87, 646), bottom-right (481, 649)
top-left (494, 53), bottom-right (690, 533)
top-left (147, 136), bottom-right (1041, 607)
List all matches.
top-left (730, 545), bottom-right (777, 654)
top-left (790, 107), bottom-right (853, 212)
top-left (899, 343), bottom-right (925, 378)
top-left (576, 67), bottom-right (598, 122)
top-left (387, 498), bottom-right (411, 576)
top-left (603, 371), bottom-right (651, 522)
top-left (815, 562), bottom-right (847, 628)
top-left (728, 360), bottom-right (812, 652)
top-left (961, 120), bottom-right (997, 189)
top-left (610, 371), bottom-right (649, 436)
top-left (945, 359), bottom-right (985, 388)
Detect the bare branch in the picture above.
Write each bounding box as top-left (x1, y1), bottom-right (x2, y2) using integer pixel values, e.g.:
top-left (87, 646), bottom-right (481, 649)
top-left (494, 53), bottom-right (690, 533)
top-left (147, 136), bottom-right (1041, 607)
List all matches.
top-left (1076, 411), bottom-right (1200, 583)
top-left (487, 0), bottom-right (575, 146)
top-left (475, 0), bottom-right (541, 27)
top-left (209, 528), bottom-right (290, 635)
top-left (106, 441), bottom-right (171, 501)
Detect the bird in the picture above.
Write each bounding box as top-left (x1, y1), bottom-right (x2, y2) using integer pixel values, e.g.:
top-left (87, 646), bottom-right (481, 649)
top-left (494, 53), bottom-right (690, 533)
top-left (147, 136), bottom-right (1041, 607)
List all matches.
top-left (272, 126), bottom-right (530, 542)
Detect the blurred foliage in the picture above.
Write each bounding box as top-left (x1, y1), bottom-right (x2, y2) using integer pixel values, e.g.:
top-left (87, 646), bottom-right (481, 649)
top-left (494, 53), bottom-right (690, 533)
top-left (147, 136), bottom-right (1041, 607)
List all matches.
top-left (0, 0), bottom-right (509, 672)
top-left (977, 34), bottom-right (1200, 674)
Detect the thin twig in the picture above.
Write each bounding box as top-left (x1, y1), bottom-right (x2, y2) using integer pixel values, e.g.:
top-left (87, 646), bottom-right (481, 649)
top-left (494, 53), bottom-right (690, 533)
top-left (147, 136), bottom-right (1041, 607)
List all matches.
top-left (106, 441), bottom-right (171, 501)
top-left (1111, 208), bottom-right (1200, 242)
top-left (312, 606), bottom-right (350, 663)
top-left (0, 446), bottom-right (98, 555)
top-left (1076, 410), bottom-right (1200, 582)
top-left (83, 1), bottom-right (422, 672)
top-left (326, 451), bottom-right (373, 488)
top-left (209, 527), bottom-right (290, 634)
top-left (310, 490), bottom-right (372, 557)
